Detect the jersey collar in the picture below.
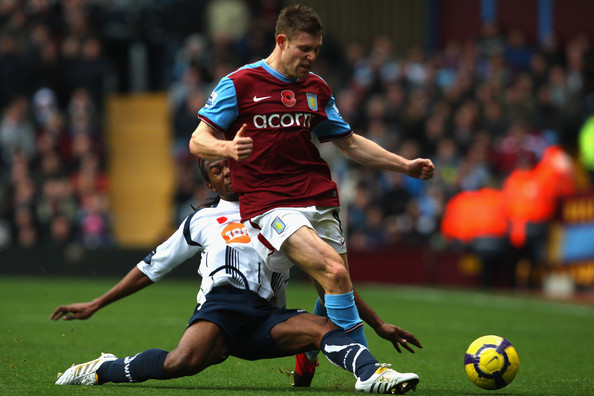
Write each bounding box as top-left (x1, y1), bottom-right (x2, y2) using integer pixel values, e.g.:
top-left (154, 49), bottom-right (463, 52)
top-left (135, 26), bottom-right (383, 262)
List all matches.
top-left (217, 199), bottom-right (239, 210)
top-left (260, 59), bottom-right (300, 83)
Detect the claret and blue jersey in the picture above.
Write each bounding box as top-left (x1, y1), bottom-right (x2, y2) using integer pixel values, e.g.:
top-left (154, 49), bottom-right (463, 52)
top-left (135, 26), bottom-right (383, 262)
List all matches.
top-left (198, 60), bottom-right (353, 221)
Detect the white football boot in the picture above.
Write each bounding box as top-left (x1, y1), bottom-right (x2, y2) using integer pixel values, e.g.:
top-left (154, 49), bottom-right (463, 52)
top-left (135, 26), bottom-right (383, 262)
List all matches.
top-left (55, 353), bottom-right (118, 385)
top-left (355, 363), bottom-right (419, 394)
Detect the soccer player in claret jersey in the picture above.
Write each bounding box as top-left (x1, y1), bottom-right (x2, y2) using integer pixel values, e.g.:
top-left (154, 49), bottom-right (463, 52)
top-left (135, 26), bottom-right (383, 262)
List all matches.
top-left (51, 159), bottom-right (420, 394)
top-left (189, 4), bottom-right (433, 386)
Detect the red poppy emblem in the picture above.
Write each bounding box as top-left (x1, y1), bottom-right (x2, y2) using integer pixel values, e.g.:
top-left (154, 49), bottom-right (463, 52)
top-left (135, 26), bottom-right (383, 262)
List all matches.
top-left (217, 217), bottom-right (227, 224)
top-left (281, 90), bottom-right (296, 107)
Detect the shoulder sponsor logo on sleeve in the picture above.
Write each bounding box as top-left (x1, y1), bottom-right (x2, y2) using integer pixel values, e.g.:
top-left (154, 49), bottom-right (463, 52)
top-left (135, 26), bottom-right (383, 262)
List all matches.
top-left (271, 217), bottom-right (286, 234)
top-left (221, 223), bottom-right (251, 244)
top-left (332, 103), bottom-right (343, 118)
top-left (143, 250), bottom-right (156, 264)
top-left (306, 93), bottom-right (318, 111)
top-left (205, 91), bottom-right (219, 108)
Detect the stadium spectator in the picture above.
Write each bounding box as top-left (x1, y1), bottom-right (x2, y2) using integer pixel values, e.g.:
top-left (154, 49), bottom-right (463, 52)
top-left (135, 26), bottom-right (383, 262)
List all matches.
top-left (36, 176), bottom-right (77, 242)
top-left (77, 191), bottom-right (112, 250)
top-left (0, 96), bottom-right (36, 166)
top-left (171, 84), bottom-right (206, 161)
top-left (63, 37), bottom-right (108, 111)
top-left (504, 28), bottom-right (533, 73)
top-left (0, 33), bottom-right (29, 108)
top-left (51, 158), bottom-right (421, 394)
top-left (502, 145), bottom-right (577, 287)
top-left (441, 187), bottom-right (510, 287)
top-left (476, 21), bottom-right (505, 59)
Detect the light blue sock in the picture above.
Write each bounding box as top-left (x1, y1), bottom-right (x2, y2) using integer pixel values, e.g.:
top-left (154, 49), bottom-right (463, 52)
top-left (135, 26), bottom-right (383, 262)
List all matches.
top-left (313, 297), bottom-right (327, 317)
top-left (325, 292), bottom-right (367, 347)
top-left (305, 297), bottom-right (328, 362)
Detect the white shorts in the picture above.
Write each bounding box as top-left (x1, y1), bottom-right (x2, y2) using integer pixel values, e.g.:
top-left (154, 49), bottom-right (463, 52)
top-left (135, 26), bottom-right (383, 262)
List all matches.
top-left (246, 206), bottom-right (347, 272)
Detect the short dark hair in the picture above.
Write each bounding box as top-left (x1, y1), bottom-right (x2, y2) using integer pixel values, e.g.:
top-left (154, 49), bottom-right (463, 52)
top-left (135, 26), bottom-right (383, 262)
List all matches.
top-left (275, 4), bottom-right (323, 40)
top-left (195, 158), bottom-right (220, 210)
top-left (197, 157), bottom-right (209, 183)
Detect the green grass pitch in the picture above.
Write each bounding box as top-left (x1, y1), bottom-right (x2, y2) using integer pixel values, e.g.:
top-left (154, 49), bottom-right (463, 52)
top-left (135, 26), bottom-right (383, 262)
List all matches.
top-left (1, 275), bottom-right (592, 395)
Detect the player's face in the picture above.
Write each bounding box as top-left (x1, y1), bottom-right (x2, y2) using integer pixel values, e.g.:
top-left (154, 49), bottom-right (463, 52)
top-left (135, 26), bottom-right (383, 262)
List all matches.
top-left (279, 31), bottom-right (322, 79)
top-left (206, 159), bottom-right (238, 201)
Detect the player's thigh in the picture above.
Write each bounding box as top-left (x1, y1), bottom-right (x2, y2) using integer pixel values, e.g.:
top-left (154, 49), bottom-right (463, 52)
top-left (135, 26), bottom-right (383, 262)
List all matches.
top-left (165, 320), bottom-right (228, 372)
top-left (270, 313), bottom-right (338, 354)
top-left (281, 226), bottom-right (344, 274)
top-left (281, 227), bottom-right (351, 292)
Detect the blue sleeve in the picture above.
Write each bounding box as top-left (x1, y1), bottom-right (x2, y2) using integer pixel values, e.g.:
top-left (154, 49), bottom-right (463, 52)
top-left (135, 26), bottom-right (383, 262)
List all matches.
top-left (312, 95), bottom-right (352, 142)
top-left (198, 77), bottom-right (238, 131)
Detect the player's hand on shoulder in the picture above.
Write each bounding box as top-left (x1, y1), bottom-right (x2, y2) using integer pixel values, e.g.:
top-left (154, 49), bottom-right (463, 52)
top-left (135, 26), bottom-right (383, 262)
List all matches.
top-left (50, 301), bottom-right (98, 321)
top-left (374, 322), bottom-right (423, 354)
top-left (229, 124), bottom-right (253, 161)
top-left (406, 158), bottom-right (435, 180)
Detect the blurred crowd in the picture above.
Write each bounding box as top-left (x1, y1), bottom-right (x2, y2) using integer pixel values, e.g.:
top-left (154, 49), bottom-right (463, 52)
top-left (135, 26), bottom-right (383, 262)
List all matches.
top-left (0, 0), bottom-right (114, 251)
top-left (1, 0), bottom-right (593, 281)
top-left (0, 0), bottom-right (280, 252)
top-left (329, 26), bottom-right (591, 249)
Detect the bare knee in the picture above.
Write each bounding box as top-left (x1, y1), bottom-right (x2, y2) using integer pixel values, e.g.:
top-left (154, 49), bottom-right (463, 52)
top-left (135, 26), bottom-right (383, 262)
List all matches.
top-left (271, 314), bottom-right (340, 353)
top-left (321, 261), bottom-right (351, 293)
top-left (326, 261), bottom-right (349, 279)
top-left (309, 317), bottom-right (341, 350)
top-left (163, 350), bottom-right (201, 377)
top-left (320, 316), bottom-right (340, 333)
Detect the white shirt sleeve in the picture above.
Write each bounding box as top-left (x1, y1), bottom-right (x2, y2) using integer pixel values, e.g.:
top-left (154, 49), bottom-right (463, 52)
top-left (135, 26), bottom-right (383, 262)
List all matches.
top-left (136, 215), bottom-right (203, 282)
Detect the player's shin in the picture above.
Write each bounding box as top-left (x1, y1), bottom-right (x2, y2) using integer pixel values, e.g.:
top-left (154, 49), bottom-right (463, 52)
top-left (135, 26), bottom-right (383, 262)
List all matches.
top-left (320, 328), bottom-right (377, 381)
top-left (97, 349), bottom-right (168, 384)
top-left (305, 297), bottom-right (327, 362)
top-left (324, 292), bottom-right (368, 346)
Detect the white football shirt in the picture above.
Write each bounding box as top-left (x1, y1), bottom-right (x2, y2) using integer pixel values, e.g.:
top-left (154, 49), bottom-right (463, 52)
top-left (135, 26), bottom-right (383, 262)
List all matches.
top-left (137, 199), bottom-right (290, 308)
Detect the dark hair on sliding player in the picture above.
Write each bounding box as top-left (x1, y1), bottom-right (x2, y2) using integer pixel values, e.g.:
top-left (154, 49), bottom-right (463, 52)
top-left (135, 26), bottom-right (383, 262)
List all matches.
top-left (194, 158), bottom-right (220, 210)
top-left (197, 157), bottom-right (210, 183)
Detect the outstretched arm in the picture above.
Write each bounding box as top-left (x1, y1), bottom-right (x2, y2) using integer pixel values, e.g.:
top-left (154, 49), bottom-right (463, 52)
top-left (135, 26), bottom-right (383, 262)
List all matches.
top-left (332, 133), bottom-right (434, 180)
top-left (353, 289), bottom-right (423, 354)
top-left (50, 266), bottom-right (153, 321)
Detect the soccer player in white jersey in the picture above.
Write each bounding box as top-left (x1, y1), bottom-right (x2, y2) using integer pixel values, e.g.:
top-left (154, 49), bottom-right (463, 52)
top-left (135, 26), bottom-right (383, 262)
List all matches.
top-left (51, 159), bottom-right (420, 394)
top-left (189, 4), bottom-right (433, 385)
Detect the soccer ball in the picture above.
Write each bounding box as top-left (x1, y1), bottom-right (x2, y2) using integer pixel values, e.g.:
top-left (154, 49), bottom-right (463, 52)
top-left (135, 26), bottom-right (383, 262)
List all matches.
top-left (464, 335), bottom-right (519, 390)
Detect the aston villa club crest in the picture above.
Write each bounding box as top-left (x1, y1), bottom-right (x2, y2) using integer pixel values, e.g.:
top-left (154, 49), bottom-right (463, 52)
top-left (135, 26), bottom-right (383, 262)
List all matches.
top-left (306, 93), bottom-right (318, 111)
top-left (281, 90), bottom-right (296, 107)
top-left (272, 216), bottom-right (286, 234)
